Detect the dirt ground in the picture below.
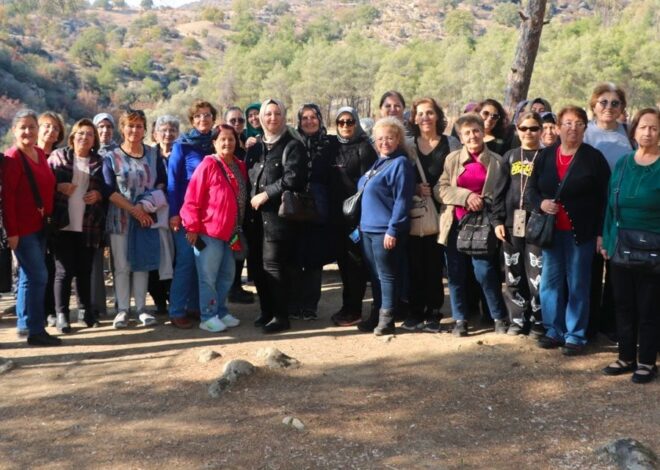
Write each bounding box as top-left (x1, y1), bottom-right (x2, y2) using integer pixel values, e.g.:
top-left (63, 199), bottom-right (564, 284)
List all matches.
top-left (0, 266), bottom-right (657, 470)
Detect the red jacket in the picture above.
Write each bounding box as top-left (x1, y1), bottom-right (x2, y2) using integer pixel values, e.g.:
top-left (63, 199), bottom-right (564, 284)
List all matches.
top-left (2, 146), bottom-right (55, 237)
top-left (181, 155), bottom-right (247, 242)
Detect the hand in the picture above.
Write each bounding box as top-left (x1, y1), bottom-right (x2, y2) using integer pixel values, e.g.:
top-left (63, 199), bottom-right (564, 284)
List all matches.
top-left (466, 193), bottom-right (484, 212)
top-left (495, 224), bottom-right (506, 242)
top-left (596, 236), bottom-right (604, 256)
top-left (186, 231), bottom-right (198, 246)
top-left (250, 192), bottom-right (269, 210)
top-left (383, 234), bottom-right (397, 250)
top-left (130, 204), bottom-right (153, 228)
top-left (540, 199), bottom-right (559, 215)
top-left (7, 236), bottom-right (18, 251)
top-left (83, 190), bottom-right (102, 205)
top-left (245, 136), bottom-right (258, 149)
top-left (417, 183), bottom-right (431, 197)
top-left (169, 216), bottom-right (181, 232)
top-left (57, 182), bottom-right (77, 197)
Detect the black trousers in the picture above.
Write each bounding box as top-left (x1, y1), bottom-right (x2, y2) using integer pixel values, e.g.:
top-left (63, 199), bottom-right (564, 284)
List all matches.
top-left (611, 264), bottom-right (660, 365)
top-left (502, 235), bottom-right (542, 325)
top-left (333, 225), bottom-right (368, 315)
top-left (148, 270), bottom-right (171, 313)
top-left (408, 234), bottom-right (445, 321)
top-left (589, 256), bottom-right (616, 337)
top-left (53, 232), bottom-right (95, 316)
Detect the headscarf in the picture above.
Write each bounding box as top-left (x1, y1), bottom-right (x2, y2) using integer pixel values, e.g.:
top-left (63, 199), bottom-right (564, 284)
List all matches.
top-left (178, 127), bottom-right (217, 156)
top-left (244, 102), bottom-right (263, 139)
top-left (335, 106), bottom-right (367, 145)
top-left (260, 98), bottom-right (287, 146)
top-left (297, 103), bottom-right (327, 148)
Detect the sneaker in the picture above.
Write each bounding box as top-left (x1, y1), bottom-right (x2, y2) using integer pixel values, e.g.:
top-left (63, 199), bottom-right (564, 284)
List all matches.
top-left (199, 317), bottom-right (227, 333)
top-left (494, 319), bottom-right (508, 334)
top-left (289, 310), bottom-right (303, 320)
top-left (220, 313), bottom-right (240, 328)
top-left (452, 320), bottom-right (468, 337)
top-left (530, 322), bottom-right (546, 338)
top-left (16, 327), bottom-right (29, 338)
top-left (401, 318), bottom-right (423, 331)
top-left (113, 311), bottom-right (129, 329)
top-left (138, 312), bottom-right (157, 327)
top-left (46, 314), bottom-right (57, 327)
top-left (262, 317), bottom-right (290, 334)
top-left (302, 310), bottom-right (318, 321)
top-left (421, 320), bottom-right (441, 333)
top-left (77, 310), bottom-right (87, 325)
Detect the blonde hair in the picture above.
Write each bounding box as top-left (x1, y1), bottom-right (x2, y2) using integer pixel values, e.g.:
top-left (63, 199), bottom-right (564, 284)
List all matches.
top-left (373, 116), bottom-right (406, 143)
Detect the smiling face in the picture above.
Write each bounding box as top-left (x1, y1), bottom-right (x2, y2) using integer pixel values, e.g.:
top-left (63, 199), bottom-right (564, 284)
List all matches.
top-left (192, 106), bottom-right (214, 134)
top-left (155, 124), bottom-right (179, 147)
top-left (214, 128), bottom-right (237, 157)
top-left (414, 102), bottom-right (438, 135)
top-left (97, 119), bottom-right (114, 145)
top-left (225, 109), bottom-right (245, 134)
top-left (558, 112), bottom-right (586, 148)
top-left (122, 118), bottom-right (146, 145)
top-left (634, 112), bottom-right (660, 150)
top-left (479, 104), bottom-right (500, 134)
top-left (380, 95), bottom-right (404, 120)
top-left (263, 103), bottom-right (284, 135)
top-left (72, 125), bottom-right (95, 157)
top-left (374, 125), bottom-right (400, 156)
top-left (593, 91), bottom-right (623, 127)
top-left (517, 118), bottom-right (542, 150)
top-left (247, 108), bottom-right (261, 129)
top-left (38, 116), bottom-right (61, 149)
top-left (13, 116), bottom-right (39, 149)
top-left (300, 108), bottom-right (320, 136)
top-left (336, 112), bottom-right (356, 140)
top-left (459, 123), bottom-right (485, 154)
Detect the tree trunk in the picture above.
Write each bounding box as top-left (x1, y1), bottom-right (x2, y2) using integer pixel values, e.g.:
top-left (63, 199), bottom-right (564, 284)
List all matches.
top-left (503, 0), bottom-right (548, 114)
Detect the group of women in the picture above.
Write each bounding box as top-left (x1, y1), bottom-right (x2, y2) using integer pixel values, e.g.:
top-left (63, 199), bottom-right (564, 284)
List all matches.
top-left (1, 83), bottom-right (658, 384)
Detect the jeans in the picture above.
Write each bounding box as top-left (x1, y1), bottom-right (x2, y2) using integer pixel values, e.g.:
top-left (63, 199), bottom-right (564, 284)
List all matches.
top-left (14, 231), bottom-right (47, 335)
top-left (361, 232), bottom-right (406, 311)
top-left (194, 235), bottom-right (235, 322)
top-left (53, 231), bottom-right (95, 315)
top-left (445, 223), bottom-right (506, 322)
top-left (110, 233), bottom-right (148, 314)
top-left (540, 230), bottom-right (595, 346)
top-left (169, 228), bottom-right (199, 318)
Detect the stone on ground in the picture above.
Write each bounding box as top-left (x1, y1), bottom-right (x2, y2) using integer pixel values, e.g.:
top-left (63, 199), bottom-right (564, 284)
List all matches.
top-left (0, 358), bottom-right (15, 375)
top-left (256, 347), bottom-right (301, 369)
top-left (198, 349), bottom-right (221, 363)
top-left (598, 438), bottom-right (658, 470)
top-left (208, 359), bottom-right (256, 398)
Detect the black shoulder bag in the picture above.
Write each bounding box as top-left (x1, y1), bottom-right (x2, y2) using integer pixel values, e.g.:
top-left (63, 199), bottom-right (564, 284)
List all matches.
top-left (456, 201), bottom-right (498, 257)
top-left (342, 158), bottom-right (393, 227)
top-left (278, 140), bottom-right (319, 222)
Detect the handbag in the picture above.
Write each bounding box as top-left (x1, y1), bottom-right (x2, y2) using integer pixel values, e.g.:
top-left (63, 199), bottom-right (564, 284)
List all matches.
top-left (277, 140), bottom-right (319, 222)
top-left (409, 154), bottom-right (439, 237)
top-left (342, 158), bottom-right (393, 226)
top-left (456, 209), bottom-right (498, 257)
top-left (525, 148), bottom-right (578, 247)
top-left (610, 157), bottom-right (660, 273)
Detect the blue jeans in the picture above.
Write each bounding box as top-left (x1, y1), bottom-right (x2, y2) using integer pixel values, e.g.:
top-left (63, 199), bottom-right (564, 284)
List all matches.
top-left (194, 235), bottom-right (235, 322)
top-left (541, 230), bottom-right (595, 346)
top-left (14, 231), bottom-right (47, 335)
top-left (169, 228), bottom-right (199, 318)
top-left (445, 223), bottom-right (506, 322)
top-left (361, 232), bottom-right (406, 310)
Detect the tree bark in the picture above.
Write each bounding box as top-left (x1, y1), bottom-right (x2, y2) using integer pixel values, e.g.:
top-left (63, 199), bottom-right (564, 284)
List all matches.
top-left (503, 0), bottom-right (548, 114)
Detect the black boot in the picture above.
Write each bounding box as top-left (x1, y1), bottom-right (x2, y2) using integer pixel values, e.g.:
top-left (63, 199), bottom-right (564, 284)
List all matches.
top-left (374, 309), bottom-right (395, 336)
top-left (56, 312), bottom-right (71, 334)
top-left (357, 305), bottom-right (379, 332)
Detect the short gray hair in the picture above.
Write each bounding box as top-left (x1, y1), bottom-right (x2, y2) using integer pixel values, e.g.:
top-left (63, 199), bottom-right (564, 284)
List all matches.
top-left (454, 113), bottom-right (485, 134)
top-left (12, 109), bottom-right (39, 128)
top-left (154, 115), bottom-right (180, 131)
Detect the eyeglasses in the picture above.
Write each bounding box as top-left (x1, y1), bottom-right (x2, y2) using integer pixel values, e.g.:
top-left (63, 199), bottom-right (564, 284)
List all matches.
top-left (597, 99), bottom-right (621, 109)
top-left (518, 126), bottom-right (540, 132)
top-left (229, 118), bottom-right (245, 124)
top-left (561, 121), bottom-right (586, 129)
top-left (337, 120), bottom-right (356, 127)
top-left (376, 136), bottom-right (397, 143)
top-left (480, 110), bottom-right (500, 121)
top-left (193, 112), bottom-right (213, 120)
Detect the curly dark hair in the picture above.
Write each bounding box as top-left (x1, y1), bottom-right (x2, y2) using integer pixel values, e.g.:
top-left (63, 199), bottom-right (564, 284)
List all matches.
top-left (409, 97), bottom-right (448, 137)
top-left (474, 98), bottom-right (509, 139)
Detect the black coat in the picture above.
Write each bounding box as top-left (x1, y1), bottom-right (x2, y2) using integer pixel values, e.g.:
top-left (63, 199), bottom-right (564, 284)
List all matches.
top-left (525, 143), bottom-right (611, 245)
top-left (245, 131), bottom-right (308, 241)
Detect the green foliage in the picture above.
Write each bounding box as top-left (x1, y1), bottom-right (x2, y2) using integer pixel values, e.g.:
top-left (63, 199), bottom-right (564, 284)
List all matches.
top-left (69, 27), bottom-right (107, 66)
top-left (200, 6), bottom-right (224, 25)
top-left (229, 2), bottom-right (263, 47)
top-left (302, 15), bottom-right (343, 42)
top-left (493, 3), bottom-right (520, 27)
top-left (128, 49), bottom-right (152, 77)
top-left (140, 0), bottom-right (153, 9)
top-left (267, 1), bottom-right (290, 15)
top-left (93, 0), bottom-right (111, 9)
top-left (444, 9), bottom-right (475, 37)
top-left (182, 36), bottom-right (200, 51)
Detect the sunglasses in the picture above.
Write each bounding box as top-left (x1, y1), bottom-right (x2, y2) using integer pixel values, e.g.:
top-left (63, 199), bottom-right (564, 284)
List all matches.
top-left (229, 118), bottom-right (245, 124)
top-left (597, 99), bottom-right (621, 109)
top-left (480, 110), bottom-right (500, 121)
top-left (518, 126), bottom-right (540, 132)
top-left (337, 119), bottom-right (356, 127)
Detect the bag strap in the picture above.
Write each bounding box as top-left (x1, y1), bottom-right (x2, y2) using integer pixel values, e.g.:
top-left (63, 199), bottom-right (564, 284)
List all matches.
top-left (281, 138), bottom-right (312, 193)
top-left (553, 146), bottom-right (580, 201)
top-left (613, 154), bottom-right (629, 226)
top-left (214, 156), bottom-right (242, 233)
top-left (18, 151), bottom-right (45, 216)
top-left (412, 153), bottom-right (428, 185)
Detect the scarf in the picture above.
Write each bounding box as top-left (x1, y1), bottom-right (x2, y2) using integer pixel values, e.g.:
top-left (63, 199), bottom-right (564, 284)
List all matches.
top-left (178, 127), bottom-right (217, 155)
top-left (244, 102), bottom-right (263, 139)
top-left (335, 106), bottom-right (367, 145)
top-left (260, 98), bottom-right (288, 146)
top-left (297, 103), bottom-right (329, 155)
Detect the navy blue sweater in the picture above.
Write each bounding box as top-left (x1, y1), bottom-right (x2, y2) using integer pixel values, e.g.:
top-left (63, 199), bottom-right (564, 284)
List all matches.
top-left (358, 155), bottom-right (415, 237)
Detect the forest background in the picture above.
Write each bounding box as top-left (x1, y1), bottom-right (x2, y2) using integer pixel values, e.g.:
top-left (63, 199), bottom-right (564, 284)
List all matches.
top-left (0, 0), bottom-right (659, 146)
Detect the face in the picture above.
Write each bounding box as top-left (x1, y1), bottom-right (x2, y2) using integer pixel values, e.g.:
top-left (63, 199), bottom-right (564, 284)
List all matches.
top-left (300, 108), bottom-right (320, 136)
top-left (542, 122), bottom-right (558, 147)
top-left (97, 119), bottom-right (114, 145)
top-left (263, 103), bottom-right (284, 134)
top-left (336, 112), bottom-right (356, 139)
top-left (247, 108), bottom-right (261, 129)
top-left (558, 112), bottom-right (586, 147)
top-left (380, 96), bottom-right (404, 120)
top-left (374, 125), bottom-right (400, 156)
top-left (517, 118), bottom-right (542, 149)
top-left (38, 117), bottom-right (61, 147)
top-left (214, 128), bottom-right (236, 156)
top-left (122, 119), bottom-right (146, 144)
top-left (192, 106), bottom-right (214, 133)
top-left (414, 102), bottom-right (438, 134)
top-left (73, 125), bottom-right (95, 156)
top-left (479, 104), bottom-right (500, 134)
top-left (225, 110), bottom-right (245, 134)
top-left (530, 102), bottom-right (546, 114)
top-left (459, 123), bottom-right (485, 153)
top-left (13, 116), bottom-right (39, 148)
top-left (634, 113), bottom-right (660, 149)
top-left (155, 124), bottom-right (179, 147)
top-left (593, 91), bottom-right (623, 125)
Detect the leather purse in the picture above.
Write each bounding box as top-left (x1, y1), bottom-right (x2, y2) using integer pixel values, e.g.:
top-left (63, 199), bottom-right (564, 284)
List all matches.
top-left (277, 141), bottom-right (319, 223)
top-left (409, 154), bottom-right (439, 237)
top-left (456, 210), bottom-right (497, 257)
top-left (342, 158), bottom-right (393, 227)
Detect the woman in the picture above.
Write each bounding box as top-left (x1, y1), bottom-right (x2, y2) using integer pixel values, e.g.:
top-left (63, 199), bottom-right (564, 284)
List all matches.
top-left (401, 98), bottom-right (460, 333)
top-left (1, 110), bottom-right (60, 346)
top-left (180, 125), bottom-right (246, 332)
top-left (244, 102), bottom-right (263, 150)
top-left (167, 101), bottom-right (218, 329)
top-left (541, 112), bottom-right (559, 147)
top-left (245, 98), bottom-right (307, 333)
top-left (356, 117), bottom-right (415, 336)
top-left (494, 112), bottom-right (545, 336)
top-left (584, 83), bottom-right (633, 340)
top-left (288, 103), bottom-right (335, 321)
top-left (152, 115), bottom-right (180, 160)
top-left (103, 109), bottom-right (167, 329)
top-left (48, 119), bottom-right (108, 332)
top-left (329, 107), bottom-right (377, 327)
top-left (38, 112), bottom-right (65, 157)
top-left (379, 91), bottom-right (406, 121)
top-left (224, 107), bottom-right (247, 158)
top-left (475, 99), bottom-right (512, 155)
top-left (526, 106), bottom-right (610, 355)
top-left (601, 108), bottom-right (660, 383)
top-left (436, 113), bottom-right (509, 337)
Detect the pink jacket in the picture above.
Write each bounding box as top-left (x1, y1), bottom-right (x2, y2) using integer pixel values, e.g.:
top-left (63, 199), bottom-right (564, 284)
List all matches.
top-left (180, 155), bottom-right (247, 242)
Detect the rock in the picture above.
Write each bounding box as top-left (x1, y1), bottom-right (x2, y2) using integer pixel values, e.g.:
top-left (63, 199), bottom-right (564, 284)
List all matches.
top-left (208, 377), bottom-right (232, 398)
top-left (198, 349), bottom-right (221, 363)
top-left (598, 438), bottom-right (658, 470)
top-left (282, 416), bottom-right (305, 430)
top-left (208, 359), bottom-right (256, 398)
top-left (256, 348), bottom-right (300, 369)
top-left (0, 358), bottom-right (15, 375)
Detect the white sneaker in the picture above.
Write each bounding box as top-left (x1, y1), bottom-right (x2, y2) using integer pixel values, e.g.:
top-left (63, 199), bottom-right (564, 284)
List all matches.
top-left (139, 312), bottom-right (157, 327)
top-left (199, 317), bottom-right (227, 332)
top-left (113, 311), bottom-right (129, 329)
top-left (220, 313), bottom-right (240, 328)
